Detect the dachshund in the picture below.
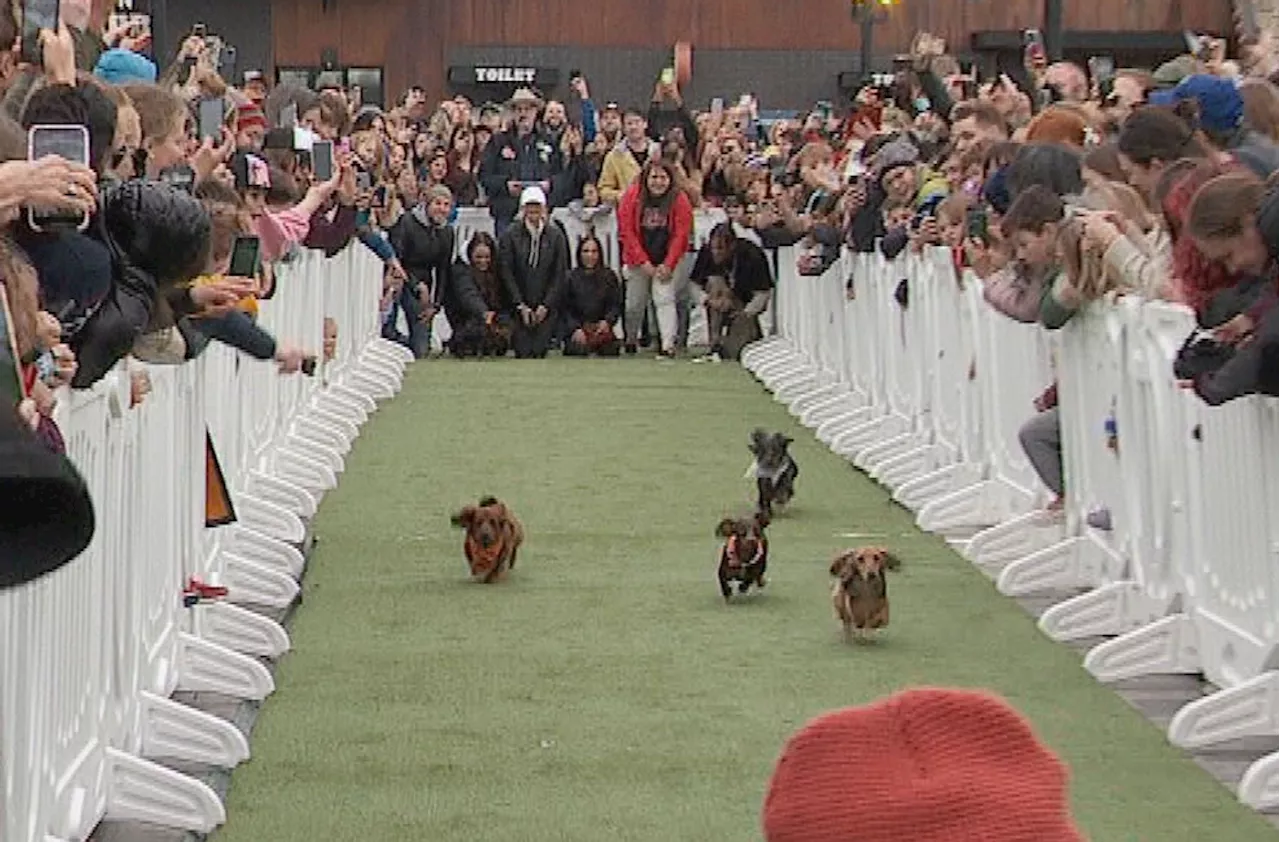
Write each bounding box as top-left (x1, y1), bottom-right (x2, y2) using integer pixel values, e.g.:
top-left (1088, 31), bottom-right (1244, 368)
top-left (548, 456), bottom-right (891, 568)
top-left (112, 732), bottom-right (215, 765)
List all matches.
top-left (747, 428), bottom-right (799, 518)
top-left (829, 547), bottom-right (901, 642)
top-left (449, 496), bottom-right (524, 583)
top-left (715, 511), bottom-right (770, 601)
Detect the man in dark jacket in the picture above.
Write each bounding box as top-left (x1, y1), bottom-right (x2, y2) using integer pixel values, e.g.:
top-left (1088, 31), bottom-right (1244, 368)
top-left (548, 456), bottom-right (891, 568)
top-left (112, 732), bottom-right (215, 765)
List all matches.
top-left (478, 87), bottom-right (563, 236)
top-left (498, 186), bottom-right (568, 359)
top-left (689, 222), bottom-right (774, 362)
top-left (388, 184), bottom-right (456, 359)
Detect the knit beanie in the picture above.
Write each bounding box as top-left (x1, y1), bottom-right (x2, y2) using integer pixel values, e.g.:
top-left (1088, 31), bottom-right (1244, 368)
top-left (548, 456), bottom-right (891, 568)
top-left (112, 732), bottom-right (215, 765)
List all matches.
top-left (762, 687), bottom-right (1085, 842)
top-left (0, 403), bottom-right (95, 589)
top-left (872, 138), bottom-right (919, 188)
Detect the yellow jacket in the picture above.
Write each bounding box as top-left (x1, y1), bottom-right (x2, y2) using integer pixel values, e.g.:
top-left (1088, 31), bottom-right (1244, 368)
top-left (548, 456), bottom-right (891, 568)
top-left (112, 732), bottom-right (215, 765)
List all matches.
top-left (597, 142), bottom-right (654, 204)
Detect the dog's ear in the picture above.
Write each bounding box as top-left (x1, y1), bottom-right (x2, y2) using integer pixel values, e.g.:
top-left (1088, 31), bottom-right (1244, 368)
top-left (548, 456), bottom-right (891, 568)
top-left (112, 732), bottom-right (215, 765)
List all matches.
top-left (881, 548), bottom-right (902, 572)
top-left (749, 428), bottom-right (768, 451)
top-left (477, 495), bottom-right (500, 508)
top-left (753, 509), bottom-right (771, 531)
top-left (829, 550), bottom-right (855, 577)
top-left (450, 506), bottom-right (477, 529)
top-left (779, 434), bottom-right (794, 448)
top-left (715, 517), bottom-right (737, 538)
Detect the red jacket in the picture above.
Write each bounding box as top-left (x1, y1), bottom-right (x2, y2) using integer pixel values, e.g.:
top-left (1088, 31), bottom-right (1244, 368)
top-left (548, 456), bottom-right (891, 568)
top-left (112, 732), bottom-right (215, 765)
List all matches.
top-left (617, 182), bottom-right (693, 271)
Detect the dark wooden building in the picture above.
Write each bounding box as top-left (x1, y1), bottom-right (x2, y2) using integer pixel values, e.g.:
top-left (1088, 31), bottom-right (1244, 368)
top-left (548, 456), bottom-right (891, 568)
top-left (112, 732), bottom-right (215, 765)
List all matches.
top-left (147, 0), bottom-right (1234, 109)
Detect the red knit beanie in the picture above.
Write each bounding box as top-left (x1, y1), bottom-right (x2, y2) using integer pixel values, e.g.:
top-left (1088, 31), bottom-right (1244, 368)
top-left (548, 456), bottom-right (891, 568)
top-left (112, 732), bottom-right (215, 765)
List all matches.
top-left (236, 101), bottom-right (267, 135)
top-left (762, 687), bottom-right (1086, 842)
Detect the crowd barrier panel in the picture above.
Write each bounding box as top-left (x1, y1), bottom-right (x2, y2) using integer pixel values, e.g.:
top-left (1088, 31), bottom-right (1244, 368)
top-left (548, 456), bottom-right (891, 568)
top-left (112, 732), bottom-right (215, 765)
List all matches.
top-left (741, 245), bottom-right (1278, 811)
top-left (0, 245), bottom-right (410, 842)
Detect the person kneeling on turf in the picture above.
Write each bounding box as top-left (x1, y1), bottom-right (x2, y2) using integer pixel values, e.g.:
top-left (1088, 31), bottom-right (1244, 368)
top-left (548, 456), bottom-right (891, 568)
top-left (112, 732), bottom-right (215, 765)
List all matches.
top-left (690, 222), bottom-right (774, 362)
top-left (560, 234), bottom-right (622, 357)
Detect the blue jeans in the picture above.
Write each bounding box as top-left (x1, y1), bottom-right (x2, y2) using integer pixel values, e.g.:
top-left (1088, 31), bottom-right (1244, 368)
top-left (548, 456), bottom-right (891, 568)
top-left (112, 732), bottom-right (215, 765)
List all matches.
top-left (382, 285), bottom-right (433, 358)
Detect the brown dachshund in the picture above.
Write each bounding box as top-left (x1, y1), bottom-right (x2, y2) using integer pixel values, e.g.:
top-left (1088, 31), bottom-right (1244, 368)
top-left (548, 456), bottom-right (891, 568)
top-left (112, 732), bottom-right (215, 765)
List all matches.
top-left (449, 496), bottom-right (524, 583)
top-left (829, 547), bottom-right (901, 642)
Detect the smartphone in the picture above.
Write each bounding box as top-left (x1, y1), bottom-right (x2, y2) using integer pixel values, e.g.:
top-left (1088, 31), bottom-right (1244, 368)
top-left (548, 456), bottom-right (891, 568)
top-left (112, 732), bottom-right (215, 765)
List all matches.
top-left (660, 67), bottom-right (675, 86)
top-left (710, 97), bottom-right (724, 116)
top-left (355, 170), bottom-right (371, 191)
top-left (1088, 55), bottom-right (1116, 100)
top-left (158, 164), bottom-right (196, 193)
top-left (312, 140), bottom-right (334, 181)
top-left (965, 207), bottom-right (989, 242)
top-left (228, 235), bottom-right (262, 278)
top-left (281, 102), bottom-right (299, 129)
top-left (1023, 27), bottom-right (1046, 65)
top-left (197, 96), bottom-right (223, 142)
top-left (373, 185), bottom-right (388, 207)
top-left (219, 45), bottom-right (237, 80)
top-left (0, 287), bottom-right (26, 409)
top-left (27, 125), bottom-right (89, 233)
top-left (21, 0), bottom-right (60, 67)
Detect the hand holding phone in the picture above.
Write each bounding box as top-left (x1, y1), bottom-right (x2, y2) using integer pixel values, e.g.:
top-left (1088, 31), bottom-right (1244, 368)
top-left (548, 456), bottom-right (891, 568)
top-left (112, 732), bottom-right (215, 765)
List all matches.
top-left (27, 125), bottom-right (91, 232)
top-left (312, 140), bottom-right (335, 182)
top-left (228, 235), bottom-right (262, 279)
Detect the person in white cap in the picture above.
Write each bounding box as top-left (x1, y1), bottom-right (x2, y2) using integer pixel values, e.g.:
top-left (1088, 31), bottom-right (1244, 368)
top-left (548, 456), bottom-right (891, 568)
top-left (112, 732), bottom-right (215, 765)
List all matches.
top-left (478, 86), bottom-right (564, 234)
top-left (497, 185), bottom-right (569, 358)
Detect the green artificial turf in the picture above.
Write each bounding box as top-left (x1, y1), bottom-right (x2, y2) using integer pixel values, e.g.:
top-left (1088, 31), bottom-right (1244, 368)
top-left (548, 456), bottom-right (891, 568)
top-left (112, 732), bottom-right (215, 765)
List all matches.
top-left (216, 357), bottom-right (1275, 842)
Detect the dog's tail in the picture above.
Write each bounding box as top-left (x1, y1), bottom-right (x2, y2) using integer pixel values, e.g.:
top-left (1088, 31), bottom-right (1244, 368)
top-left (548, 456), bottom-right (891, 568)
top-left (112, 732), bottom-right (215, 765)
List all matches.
top-left (478, 495), bottom-right (499, 508)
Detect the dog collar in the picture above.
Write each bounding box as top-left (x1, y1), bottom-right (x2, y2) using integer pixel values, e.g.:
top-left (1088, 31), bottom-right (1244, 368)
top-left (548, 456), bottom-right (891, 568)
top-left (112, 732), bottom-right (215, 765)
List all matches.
top-left (466, 534), bottom-right (506, 571)
top-left (725, 535), bottom-right (764, 569)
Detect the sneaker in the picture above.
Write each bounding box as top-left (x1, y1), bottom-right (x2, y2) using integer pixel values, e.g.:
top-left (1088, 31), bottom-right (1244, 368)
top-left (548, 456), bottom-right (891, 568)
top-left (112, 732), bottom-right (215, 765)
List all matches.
top-left (624, 343), bottom-right (638, 355)
top-left (655, 348), bottom-right (676, 361)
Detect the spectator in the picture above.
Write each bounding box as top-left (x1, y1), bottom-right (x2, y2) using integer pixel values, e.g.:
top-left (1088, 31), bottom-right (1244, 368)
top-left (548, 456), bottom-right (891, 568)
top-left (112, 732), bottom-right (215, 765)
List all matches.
top-left (498, 186), bottom-right (568, 359)
top-left (446, 232), bottom-right (512, 358)
top-left (689, 222), bottom-right (773, 363)
top-left (597, 107), bottom-right (655, 206)
top-left (617, 159), bottom-right (693, 357)
top-left (560, 234), bottom-right (622, 357)
top-left (479, 87), bottom-right (563, 235)
top-left (387, 183), bottom-right (455, 359)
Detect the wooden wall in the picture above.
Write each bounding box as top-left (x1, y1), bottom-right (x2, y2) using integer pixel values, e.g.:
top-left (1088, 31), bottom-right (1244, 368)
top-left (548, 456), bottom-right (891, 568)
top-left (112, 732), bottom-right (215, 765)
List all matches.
top-left (271, 0), bottom-right (1234, 102)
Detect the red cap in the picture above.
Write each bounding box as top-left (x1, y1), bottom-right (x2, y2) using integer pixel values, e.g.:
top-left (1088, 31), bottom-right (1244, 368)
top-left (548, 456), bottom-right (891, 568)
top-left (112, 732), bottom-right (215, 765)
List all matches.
top-left (762, 687), bottom-right (1086, 842)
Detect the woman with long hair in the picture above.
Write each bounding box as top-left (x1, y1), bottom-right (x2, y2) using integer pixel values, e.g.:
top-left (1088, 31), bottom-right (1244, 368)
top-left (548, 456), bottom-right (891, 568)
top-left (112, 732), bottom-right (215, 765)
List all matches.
top-left (617, 159), bottom-right (694, 357)
top-left (447, 232), bottom-right (513, 358)
top-left (561, 234), bottom-right (622, 357)
top-left (444, 123), bottom-right (480, 206)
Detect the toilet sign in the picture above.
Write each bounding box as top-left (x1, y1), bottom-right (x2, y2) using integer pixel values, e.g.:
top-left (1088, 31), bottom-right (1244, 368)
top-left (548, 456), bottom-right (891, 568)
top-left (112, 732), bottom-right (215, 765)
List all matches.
top-left (473, 67), bottom-right (537, 84)
top-left (448, 65), bottom-right (561, 89)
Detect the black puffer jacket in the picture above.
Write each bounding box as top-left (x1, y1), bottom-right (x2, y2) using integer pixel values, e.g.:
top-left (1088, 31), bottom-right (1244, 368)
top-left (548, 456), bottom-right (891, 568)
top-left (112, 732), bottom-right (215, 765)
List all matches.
top-left (70, 180), bottom-right (211, 388)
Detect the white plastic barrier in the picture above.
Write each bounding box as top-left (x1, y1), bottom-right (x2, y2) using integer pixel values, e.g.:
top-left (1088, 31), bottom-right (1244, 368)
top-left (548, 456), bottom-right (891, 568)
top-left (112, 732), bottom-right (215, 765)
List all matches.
top-left (0, 246), bottom-right (410, 842)
top-left (743, 245), bottom-right (1279, 811)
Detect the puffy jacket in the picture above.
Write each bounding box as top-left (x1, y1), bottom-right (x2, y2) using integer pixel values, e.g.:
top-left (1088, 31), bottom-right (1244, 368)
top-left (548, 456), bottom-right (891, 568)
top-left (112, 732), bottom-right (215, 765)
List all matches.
top-left (70, 180), bottom-right (211, 388)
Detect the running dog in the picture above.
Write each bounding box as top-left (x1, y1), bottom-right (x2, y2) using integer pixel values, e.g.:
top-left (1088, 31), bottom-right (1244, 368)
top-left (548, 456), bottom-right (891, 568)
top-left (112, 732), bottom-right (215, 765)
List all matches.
top-left (449, 496), bottom-right (524, 583)
top-left (747, 429), bottom-right (799, 518)
top-left (715, 512), bottom-right (770, 601)
top-left (829, 546), bottom-right (901, 642)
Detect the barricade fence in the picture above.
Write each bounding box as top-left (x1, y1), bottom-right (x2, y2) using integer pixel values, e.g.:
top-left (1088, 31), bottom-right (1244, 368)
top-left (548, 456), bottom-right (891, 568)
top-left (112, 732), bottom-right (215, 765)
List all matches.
top-left (0, 205), bottom-right (763, 841)
top-left (744, 245), bottom-right (1279, 812)
top-left (0, 246), bottom-right (411, 842)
